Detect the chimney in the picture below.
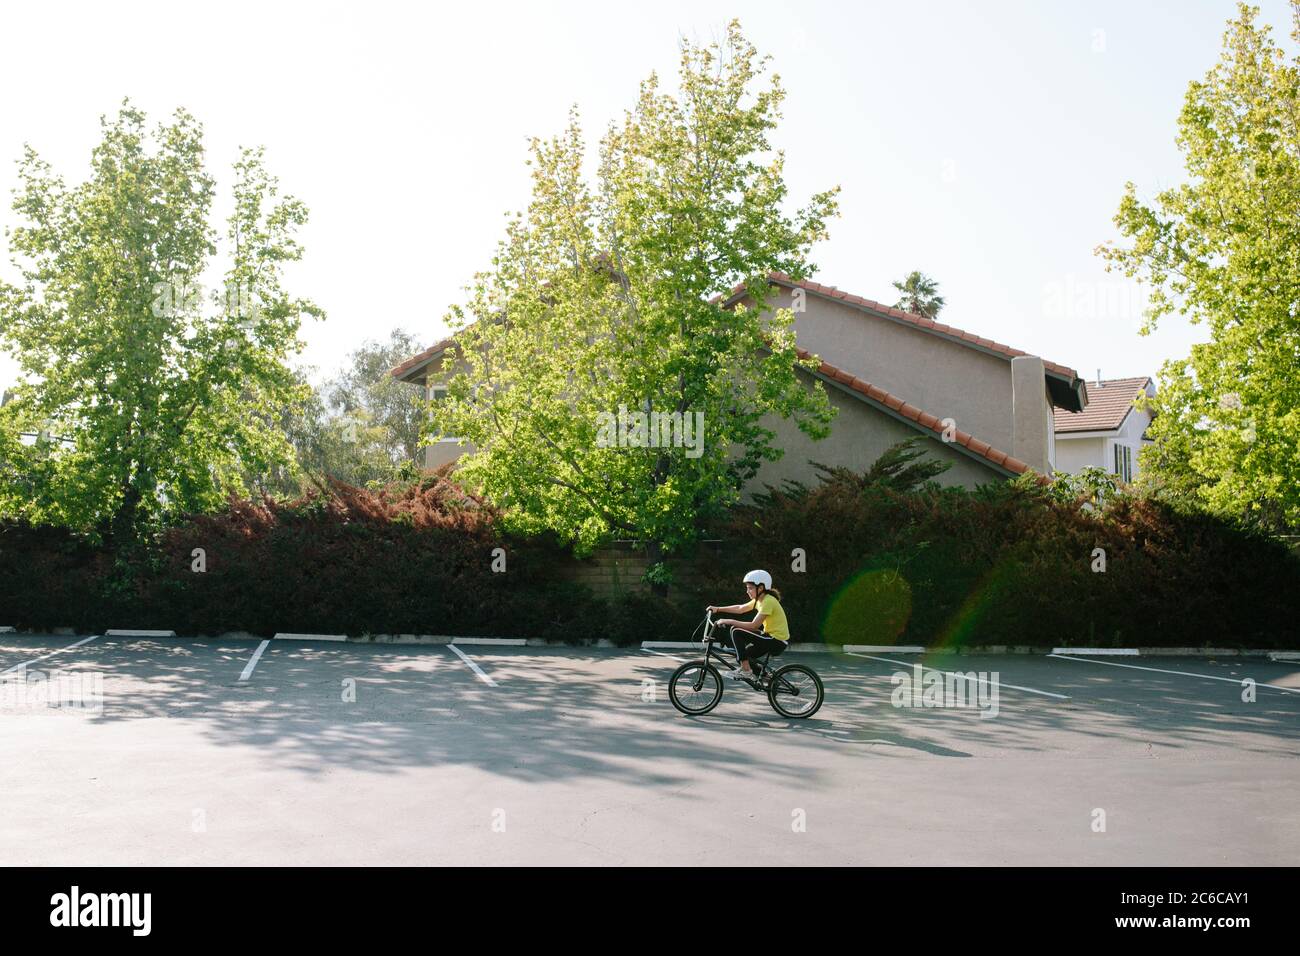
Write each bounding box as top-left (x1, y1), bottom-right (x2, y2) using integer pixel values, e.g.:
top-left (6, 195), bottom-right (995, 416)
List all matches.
top-left (1096, 369), bottom-right (1103, 387)
top-left (1011, 356), bottom-right (1051, 474)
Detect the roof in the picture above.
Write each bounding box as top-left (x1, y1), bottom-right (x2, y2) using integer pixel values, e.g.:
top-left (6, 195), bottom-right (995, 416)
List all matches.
top-left (389, 272), bottom-right (1076, 479)
top-left (1053, 377), bottom-right (1152, 434)
top-left (724, 273), bottom-right (1086, 412)
top-left (794, 346), bottom-right (1039, 479)
top-left (389, 334), bottom-right (457, 382)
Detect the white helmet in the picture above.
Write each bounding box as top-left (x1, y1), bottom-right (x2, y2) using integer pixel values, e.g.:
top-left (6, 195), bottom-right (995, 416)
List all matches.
top-left (743, 569), bottom-right (773, 589)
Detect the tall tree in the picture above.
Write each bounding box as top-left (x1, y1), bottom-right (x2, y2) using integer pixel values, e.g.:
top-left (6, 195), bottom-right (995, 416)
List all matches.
top-left (259, 331), bottom-right (430, 495)
top-left (324, 329), bottom-right (428, 468)
top-left (892, 270), bottom-right (945, 318)
top-left (430, 21), bottom-right (839, 555)
top-left (1097, 2), bottom-right (1300, 531)
top-left (0, 103), bottom-right (322, 540)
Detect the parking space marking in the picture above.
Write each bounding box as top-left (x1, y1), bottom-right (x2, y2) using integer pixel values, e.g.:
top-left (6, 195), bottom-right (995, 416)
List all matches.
top-left (1049, 654), bottom-right (1300, 694)
top-left (448, 644), bottom-right (497, 687)
top-left (0, 635), bottom-right (101, 678)
top-left (238, 640), bottom-right (271, 682)
top-left (847, 653), bottom-right (1071, 700)
top-left (641, 649), bottom-right (688, 662)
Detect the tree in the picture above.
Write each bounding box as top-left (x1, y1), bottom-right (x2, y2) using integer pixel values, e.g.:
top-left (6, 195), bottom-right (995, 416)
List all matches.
top-left (0, 102), bottom-right (322, 541)
top-left (892, 270), bottom-right (945, 318)
top-left (323, 329), bottom-right (428, 469)
top-left (260, 331), bottom-right (429, 495)
top-left (1097, 2), bottom-right (1300, 532)
top-left (430, 21), bottom-right (840, 555)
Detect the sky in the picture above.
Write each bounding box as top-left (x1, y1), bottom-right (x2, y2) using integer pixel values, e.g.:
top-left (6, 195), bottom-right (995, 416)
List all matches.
top-left (1, 0), bottom-right (1296, 393)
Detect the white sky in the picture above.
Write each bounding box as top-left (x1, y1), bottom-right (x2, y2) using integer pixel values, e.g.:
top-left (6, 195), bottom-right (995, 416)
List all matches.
top-left (2, 0), bottom-right (1295, 392)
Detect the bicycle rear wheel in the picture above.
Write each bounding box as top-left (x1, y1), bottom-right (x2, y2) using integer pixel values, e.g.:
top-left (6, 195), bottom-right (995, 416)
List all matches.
top-left (767, 663), bottom-right (824, 718)
top-left (669, 661), bottom-right (724, 715)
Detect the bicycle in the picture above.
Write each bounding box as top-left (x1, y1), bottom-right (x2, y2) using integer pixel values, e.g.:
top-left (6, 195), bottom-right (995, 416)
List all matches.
top-left (667, 610), bottom-right (825, 718)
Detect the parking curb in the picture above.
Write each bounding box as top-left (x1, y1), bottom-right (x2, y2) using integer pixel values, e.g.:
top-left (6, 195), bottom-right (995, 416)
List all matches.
top-left (843, 644), bottom-right (926, 653)
top-left (0, 630), bottom-right (1296, 659)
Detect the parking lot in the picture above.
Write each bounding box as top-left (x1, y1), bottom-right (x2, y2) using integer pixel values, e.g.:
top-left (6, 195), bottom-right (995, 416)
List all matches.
top-left (1, 631), bottom-right (1297, 865)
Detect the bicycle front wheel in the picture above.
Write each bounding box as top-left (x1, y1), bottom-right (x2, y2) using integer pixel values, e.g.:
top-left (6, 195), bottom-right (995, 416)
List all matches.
top-left (669, 661), bottom-right (723, 716)
top-left (767, 663), bottom-right (824, 719)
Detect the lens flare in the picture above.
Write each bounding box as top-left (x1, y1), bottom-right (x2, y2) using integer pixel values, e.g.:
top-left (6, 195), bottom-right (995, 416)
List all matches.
top-left (822, 568), bottom-right (912, 646)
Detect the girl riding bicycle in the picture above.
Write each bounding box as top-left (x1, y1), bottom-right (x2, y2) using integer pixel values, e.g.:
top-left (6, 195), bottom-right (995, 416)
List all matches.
top-left (707, 569), bottom-right (789, 681)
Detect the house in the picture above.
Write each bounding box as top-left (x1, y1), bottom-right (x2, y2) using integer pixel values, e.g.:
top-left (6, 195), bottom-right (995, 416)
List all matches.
top-left (389, 272), bottom-right (1088, 493)
top-left (1052, 376), bottom-right (1155, 483)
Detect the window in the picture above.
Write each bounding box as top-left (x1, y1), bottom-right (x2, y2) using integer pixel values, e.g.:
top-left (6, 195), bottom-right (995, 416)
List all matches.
top-left (1113, 443), bottom-right (1132, 482)
top-left (427, 384), bottom-right (460, 443)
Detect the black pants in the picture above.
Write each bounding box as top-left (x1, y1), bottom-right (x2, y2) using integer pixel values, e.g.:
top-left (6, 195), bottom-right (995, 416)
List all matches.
top-left (728, 626), bottom-right (785, 670)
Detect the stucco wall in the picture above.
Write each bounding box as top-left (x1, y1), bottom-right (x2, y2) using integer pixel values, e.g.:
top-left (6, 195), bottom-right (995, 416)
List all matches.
top-left (1053, 435), bottom-right (1107, 474)
top-left (751, 287), bottom-right (1023, 458)
top-left (410, 351), bottom-right (478, 469)
top-left (741, 369), bottom-right (1005, 501)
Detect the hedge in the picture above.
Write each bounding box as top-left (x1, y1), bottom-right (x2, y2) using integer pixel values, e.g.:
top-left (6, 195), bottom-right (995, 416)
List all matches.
top-left (0, 469), bottom-right (1296, 648)
top-left (0, 477), bottom-right (616, 641)
top-left (674, 473), bottom-right (1300, 648)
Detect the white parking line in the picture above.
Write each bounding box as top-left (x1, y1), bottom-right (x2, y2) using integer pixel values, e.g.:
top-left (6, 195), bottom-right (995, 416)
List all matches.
top-left (1049, 654), bottom-right (1300, 694)
top-left (641, 648), bottom-right (688, 663)
top-left (448, 644), bottom-right (497, 687)
top-left (239, 640), bottom-right (271, 682)
top-left (847, 652), bottom-right (1071, 700)
top-left (0, 635), bottom-right (101, 678)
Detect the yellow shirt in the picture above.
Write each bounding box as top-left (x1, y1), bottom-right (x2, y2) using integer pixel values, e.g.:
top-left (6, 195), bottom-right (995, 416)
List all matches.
top-left (741, 593), bottom-right (790, 641)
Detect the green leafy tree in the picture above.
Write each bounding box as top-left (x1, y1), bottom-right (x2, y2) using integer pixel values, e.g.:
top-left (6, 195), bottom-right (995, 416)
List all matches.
top-left (323, 329), bottom-right (428, 469)
top-left (263, 332), bottom-right (429, 495)
top-left (1098, 3), bottom-right (1300, 531)
top-left (0, 102), bottom-right (322, 541)
top-left (429, 22), bottom-right (840, 555)
top-left (892, 270), bottom-right (945, 318)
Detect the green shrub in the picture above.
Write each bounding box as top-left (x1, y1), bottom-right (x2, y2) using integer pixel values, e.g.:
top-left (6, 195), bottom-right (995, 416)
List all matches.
top-left (2, 454), bottom-right (1296, 648)
top-left (689, 464), bottom-right (1300, 647)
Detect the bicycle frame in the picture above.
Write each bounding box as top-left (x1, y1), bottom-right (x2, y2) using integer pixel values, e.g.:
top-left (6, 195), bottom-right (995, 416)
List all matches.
top-left (699, 612), bottom-right (782, 687)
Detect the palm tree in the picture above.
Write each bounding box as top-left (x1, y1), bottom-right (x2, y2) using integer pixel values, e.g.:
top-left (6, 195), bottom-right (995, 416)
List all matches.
top-left (892, 271), bottom-right (945, 319)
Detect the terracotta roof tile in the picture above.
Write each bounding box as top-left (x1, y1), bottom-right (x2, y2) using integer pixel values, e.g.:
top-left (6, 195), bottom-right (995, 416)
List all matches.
top-left (1053, 377), bottom-right (1152, 433)
top-left (792, 345), bottom-right (1043, 480)
top-left (728, 273), bottom-right (1083, 383)
top-left (388, 335), bottom-right (456, 380)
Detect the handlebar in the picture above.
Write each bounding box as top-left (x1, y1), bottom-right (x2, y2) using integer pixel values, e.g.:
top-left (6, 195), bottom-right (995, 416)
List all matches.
top-left (703, 609), bottom-right (734, 642)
